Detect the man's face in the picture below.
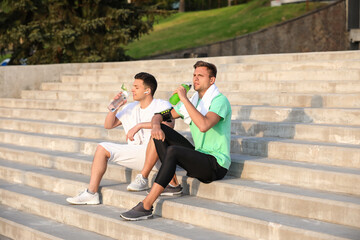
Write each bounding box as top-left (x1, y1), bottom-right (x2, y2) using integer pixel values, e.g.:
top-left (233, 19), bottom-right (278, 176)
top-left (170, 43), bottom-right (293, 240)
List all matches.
top-left (131, 79), bottom-right (149, 101)
top-left (192, 66), bottom-right (214, 93)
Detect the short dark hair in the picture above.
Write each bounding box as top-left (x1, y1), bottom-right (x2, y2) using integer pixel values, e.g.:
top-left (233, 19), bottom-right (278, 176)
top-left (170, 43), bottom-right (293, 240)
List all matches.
top-left (193, 61), bottom-right (217, 78)
top-left (134, 72), bottom-right (157, 96)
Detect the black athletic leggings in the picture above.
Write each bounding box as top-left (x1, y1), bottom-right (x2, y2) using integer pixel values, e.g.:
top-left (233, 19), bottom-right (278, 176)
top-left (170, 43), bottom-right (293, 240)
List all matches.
top-left (154, 124), bottom-right (228, 188)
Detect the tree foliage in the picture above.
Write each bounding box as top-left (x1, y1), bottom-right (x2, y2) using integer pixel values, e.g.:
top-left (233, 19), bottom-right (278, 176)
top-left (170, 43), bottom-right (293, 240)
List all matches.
top-left (0, 0), bottom-right (160, 64)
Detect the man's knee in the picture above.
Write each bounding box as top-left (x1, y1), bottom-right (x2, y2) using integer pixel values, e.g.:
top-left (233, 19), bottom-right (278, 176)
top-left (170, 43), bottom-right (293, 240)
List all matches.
top-left (166, 145), bottom-right (182, 158)
top-left (96, 145), bottom-right (110, 159)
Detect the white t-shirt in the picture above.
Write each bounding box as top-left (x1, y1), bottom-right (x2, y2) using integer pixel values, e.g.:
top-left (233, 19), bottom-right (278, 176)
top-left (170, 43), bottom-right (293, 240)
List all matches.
top-left (116, 98), bottom-right (171, 145)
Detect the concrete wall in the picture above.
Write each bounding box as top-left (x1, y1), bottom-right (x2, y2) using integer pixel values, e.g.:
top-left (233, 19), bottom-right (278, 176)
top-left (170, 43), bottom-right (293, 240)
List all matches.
top-left (0, 62), bottom-right (105, 98)
top-left (152, 0), bottom-right (349, 59)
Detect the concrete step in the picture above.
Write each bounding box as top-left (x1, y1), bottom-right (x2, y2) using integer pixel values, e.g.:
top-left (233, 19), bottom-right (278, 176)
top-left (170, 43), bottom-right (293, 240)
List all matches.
top-left (81, 60), bottom-right (360, 78)
top-left (0, 107), bottom-right (107, 124)
top-left (94, 51), bottom-right (360, 71)
top-left (0, 98), bottom-right (108, 113)
top-left (232, 105), bottom-right (360, 126)
top-left (88, 54), bottom-right (254, 70)
top-left (190, 177), bottom-right (360, 228)
top-left (223, 59), bottom-right (360, 72)
top-left (229, 154), bottom-right (360, 196)
top-left (231, 120), bottom-right (360, 145)
top-left (232, 136), bottom-right (360, 168)
top-left (0, 149), bottom-right (360, 226)
top-left (77, 51), bottom-right (360, 72)
top-left (1, 104), bottom-right (359, 126)
top-left (0, 143), bottom-right (130, 185)
top-left (0, 129), bottom-right (101, 155)
top-left (0, 204), bottom-right (115, 240)
top-left (1, 142), bottom-right (358, 197)
top-left (0, 117), bottom-right (124, 141)
top-left (0, 128), bottom-right (358, 169)
top-left (41, 80), bottom-right (360, 94)
top-left (222, 50), bottom-right (360, 63)
top-left (0, 117), bottom-right (359, 146)
top-left (226, 92), bottom-right (360, 108)
top-left (20, 90), bottom-right (360, 108)
top-left (0, 180), bottom-right (239, 240)
top-left (81, 60), bottom-right (360, 75)
top-left (70, 51), bottom-right (360, 76)
top-left (21, 90), bottom-right (121, 102)
top-left (226, 80), bottom-right (360, 94)
top-left (0, 163), bottom-right (359, 239)
top-left (60, 69), bottom-right (360, 83)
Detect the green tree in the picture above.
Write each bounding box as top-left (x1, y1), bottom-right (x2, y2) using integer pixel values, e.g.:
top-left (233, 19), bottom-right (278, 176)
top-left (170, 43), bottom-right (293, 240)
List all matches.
top-left (0, 0), bottom-right (159, 64)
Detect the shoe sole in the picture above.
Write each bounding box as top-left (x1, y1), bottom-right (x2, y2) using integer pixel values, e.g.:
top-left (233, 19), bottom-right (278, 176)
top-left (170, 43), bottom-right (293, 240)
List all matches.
top-left (145, 190), bottom-right (183, 196)
top-left (160, 191), bottom-right (182, 196)
top-left (66, 199), bottom-right (100, 205)
top-left (120, 214), bottom-right (153, 221)
top-left (127, 187), bottom-right (149, 192)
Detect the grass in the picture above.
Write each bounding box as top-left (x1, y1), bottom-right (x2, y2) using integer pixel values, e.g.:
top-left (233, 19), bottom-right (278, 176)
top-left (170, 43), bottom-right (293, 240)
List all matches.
top-left (0, 53), bottom-right (11, 63)
top-left (126, 0), bottom-right (328, 59)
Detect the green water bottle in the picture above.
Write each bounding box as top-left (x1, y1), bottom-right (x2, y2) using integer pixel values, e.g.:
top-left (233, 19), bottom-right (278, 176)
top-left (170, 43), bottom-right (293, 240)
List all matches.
top-left (169, 83), bottom-right (192, 105)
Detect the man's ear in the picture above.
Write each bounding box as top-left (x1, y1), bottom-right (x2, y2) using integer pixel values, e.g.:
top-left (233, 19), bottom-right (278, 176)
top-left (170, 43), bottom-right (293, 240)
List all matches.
top-left (210, 76), bottom-right (216, 85)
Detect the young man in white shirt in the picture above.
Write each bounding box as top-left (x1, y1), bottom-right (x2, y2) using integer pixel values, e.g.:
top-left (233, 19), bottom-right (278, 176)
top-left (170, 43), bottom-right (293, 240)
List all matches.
top-left (66, 72), bottom-right (175, 204)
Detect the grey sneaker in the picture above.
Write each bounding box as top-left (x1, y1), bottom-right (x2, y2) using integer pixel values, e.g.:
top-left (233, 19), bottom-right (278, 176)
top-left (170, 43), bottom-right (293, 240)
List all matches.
top-left (147, 184), bottom-right (183, 196)
top-left (66, 189), bottom-right (100, 205)
top-left (162, 184), bottom-right (183, 196)
top-left (120, 202), bottom-right (153, 221)
top-left (127, 174), bottom-right (149, 191)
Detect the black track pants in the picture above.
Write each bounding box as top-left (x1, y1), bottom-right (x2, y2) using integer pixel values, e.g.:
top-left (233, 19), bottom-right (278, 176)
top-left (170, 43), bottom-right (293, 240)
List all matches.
top-left (154, 124), bottom-right (227, 188)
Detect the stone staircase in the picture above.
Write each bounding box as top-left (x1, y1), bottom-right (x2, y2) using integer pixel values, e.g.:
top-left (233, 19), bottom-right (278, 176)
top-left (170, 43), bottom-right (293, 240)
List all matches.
top-left (0, 51), bottom-right (360, 239)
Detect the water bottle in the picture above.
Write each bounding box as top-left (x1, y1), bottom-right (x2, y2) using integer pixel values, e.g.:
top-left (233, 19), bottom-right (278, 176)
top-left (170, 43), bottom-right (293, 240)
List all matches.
top-left (108, 84), bottom-right (128, 112)
top-left (169, 83), bottom-right (192, 105)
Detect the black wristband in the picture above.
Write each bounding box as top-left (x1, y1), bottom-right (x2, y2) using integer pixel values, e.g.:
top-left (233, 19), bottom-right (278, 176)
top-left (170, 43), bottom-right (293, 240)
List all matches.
top-left (156, 108), bottom-right (173, 122)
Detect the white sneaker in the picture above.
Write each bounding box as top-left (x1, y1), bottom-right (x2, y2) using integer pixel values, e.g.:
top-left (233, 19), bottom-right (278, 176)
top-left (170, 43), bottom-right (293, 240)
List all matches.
top-left (127, 174), bottom-right (149, 191)
top-left (66, 189), bottom-right (100, 205)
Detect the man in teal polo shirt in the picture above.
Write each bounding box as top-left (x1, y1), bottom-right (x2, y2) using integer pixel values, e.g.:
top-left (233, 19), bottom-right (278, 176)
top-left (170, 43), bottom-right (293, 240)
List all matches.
top-left (121, 60), bottom-right (232, 220)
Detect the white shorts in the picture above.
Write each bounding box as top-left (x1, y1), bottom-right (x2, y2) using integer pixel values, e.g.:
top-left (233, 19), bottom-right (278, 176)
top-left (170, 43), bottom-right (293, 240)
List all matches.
top-left (99, 142), bottom-right (161, 171)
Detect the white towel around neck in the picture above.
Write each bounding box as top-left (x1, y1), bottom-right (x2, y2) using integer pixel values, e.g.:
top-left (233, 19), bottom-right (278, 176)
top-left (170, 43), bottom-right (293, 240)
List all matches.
top-left (178, 84), bottom-right (220, 125)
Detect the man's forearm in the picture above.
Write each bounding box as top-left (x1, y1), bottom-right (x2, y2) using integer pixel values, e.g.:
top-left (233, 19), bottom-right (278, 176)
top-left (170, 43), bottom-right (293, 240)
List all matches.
top-left (151, 114), bottom-right (164, 129)
top-left (182, 97), bottom-right (219, 132)
top-left (104, 111), bottom-right (120, 129)
top-left (137, 122), bottom-right (151, 130)
top-left (138, 120), bottom-right (173, 130)
top-left (182, 97), bottom-right (206, 125)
